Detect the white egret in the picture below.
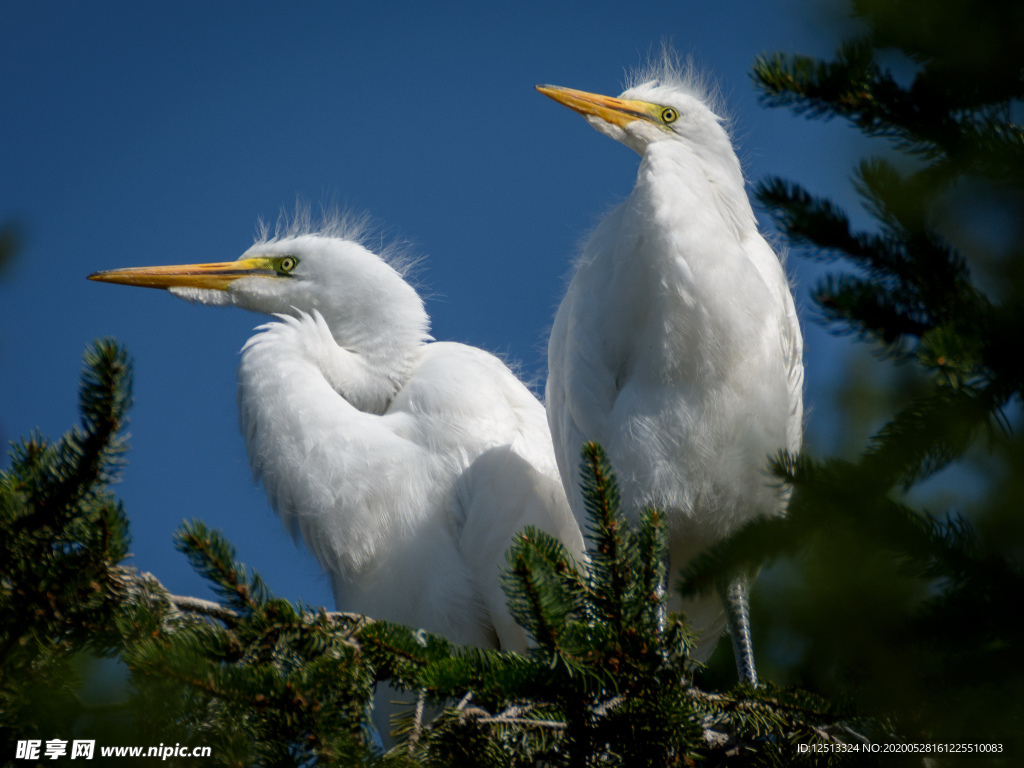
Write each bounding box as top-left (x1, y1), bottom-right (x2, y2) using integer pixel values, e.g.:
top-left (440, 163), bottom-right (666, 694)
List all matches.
top-left (89, 214), bottom-right (585, 731)
top-left (539, 60), bottom-right (803, 685)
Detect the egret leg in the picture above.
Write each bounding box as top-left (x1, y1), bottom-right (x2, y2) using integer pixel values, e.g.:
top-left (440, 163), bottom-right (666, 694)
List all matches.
top-left (719, 572), bottom-right (758, 686)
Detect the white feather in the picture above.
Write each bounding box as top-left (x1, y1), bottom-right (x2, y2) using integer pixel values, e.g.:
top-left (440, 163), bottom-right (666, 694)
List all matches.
top-left (218, 232), bottom-right (585, 648)
top-left (106, 222), bottom-right (586, 739)
top-left (545, 64), bottom-right (803, 663)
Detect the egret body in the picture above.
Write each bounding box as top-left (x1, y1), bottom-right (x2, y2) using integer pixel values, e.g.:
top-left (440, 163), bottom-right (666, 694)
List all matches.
top-left (539, 62), bottom-right (803, 684)
top-left (89, 216), bottom-right (584, 726)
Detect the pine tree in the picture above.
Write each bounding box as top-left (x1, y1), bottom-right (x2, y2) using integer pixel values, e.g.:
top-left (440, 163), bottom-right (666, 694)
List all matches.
top-left (1, 341), bottom-right (133, 754)
top-left (2, 347), bottom-right (861, 766)
top-left (402, 443), bottom-right (862, 767)
top-left (684, 0), bottom-right (1023, 762)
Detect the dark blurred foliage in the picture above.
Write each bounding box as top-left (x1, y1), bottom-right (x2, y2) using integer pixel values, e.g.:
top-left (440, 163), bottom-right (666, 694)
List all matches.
top-left (0, 341), bottom-right (137, 760)
top-left (0, 222), bottom-right (18, 275)
top-left (0, 220), bottom-right (17, 447)
top-left (684, 0), bottom-right (1024, 763)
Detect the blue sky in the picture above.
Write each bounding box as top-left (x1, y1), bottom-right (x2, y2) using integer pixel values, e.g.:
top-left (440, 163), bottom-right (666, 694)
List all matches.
top-left (1, 1), bottom-right (868, 609)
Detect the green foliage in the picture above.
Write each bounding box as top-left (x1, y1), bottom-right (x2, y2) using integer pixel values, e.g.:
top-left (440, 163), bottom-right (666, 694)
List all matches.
top-left (394, 444), bottom-right (861, 767)
top-left (2, 356), bottom-right (862, 765)
top-left (415, 443), bottom-right (704, 766)
top-left (0, 340), bottom-right (133, 755)
top-left (679, 0), bottom-right (1024, 761)
top-left (0, 221), bottom-right (18, 276)
top-left (124, 521), bottom-right (379, 766)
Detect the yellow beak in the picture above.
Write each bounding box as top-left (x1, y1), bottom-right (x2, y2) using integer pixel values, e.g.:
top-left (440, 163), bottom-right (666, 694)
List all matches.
top-left (88, 257), bottom-right (277, 291)
top-left (536, 84), bottom-right (656, 129)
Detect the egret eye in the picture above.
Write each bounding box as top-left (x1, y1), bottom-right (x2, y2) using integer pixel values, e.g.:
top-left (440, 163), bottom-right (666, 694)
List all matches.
top-left (278, 256), bottom-right (298, 274)
top-left (661, 107), bottom-right (679, 124)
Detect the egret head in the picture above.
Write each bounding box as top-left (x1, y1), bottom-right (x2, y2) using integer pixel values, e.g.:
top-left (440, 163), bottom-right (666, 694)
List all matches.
top-left (89, 217), bottom-right (430, 347)
top-left (537, 59), bottom-right (731, 159)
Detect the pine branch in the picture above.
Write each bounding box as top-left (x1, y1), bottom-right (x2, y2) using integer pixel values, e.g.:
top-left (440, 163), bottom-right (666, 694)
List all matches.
top-left (636, 506), bottom-right (669, 624)
top-left (856, 0), bottom-right (1024, 105)
top-left (860, 384), bottom-right (994, 488)
top-left (1, 337), bottom-right (895, 763)
top-left (753, 43), bottom-right (1024, 176)
top-left (173, 519), bottom-right (271, 615)
top-left (8, 340), bottom-right (132, 536)
top-left (119, 534), bottom-right (378, 765)
top-left (756, 177), bottom-right (879, 264)
top-left (413, 444), bottom-right (872, 766)
top-left (756, 175), bottom-right (986, 362)
top-left (580, 442), bottom-right (634, 633)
